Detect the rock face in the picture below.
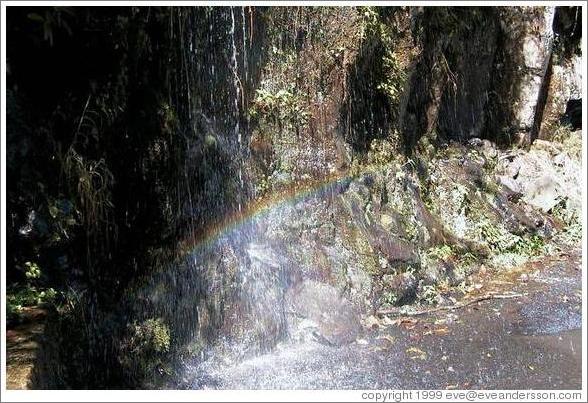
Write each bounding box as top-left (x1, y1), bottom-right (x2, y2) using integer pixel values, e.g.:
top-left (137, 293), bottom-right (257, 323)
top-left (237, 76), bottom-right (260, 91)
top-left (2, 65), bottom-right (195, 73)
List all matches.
top-left (401, 7), bottom-right (574, 148)
top-left (539, 6), bottom-right (583, 138)
top-left (513, 7), bottom-right (556, 138)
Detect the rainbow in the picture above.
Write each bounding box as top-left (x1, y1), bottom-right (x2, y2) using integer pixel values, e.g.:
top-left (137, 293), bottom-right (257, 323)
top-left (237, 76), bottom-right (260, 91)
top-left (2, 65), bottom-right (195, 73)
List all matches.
top-left (176, 163), bottom-right (393, 257)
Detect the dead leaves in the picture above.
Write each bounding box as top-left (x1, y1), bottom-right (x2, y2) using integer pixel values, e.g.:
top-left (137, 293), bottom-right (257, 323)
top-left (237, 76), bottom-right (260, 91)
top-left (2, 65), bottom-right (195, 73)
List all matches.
top-left (393, 317), bottom-right (419, 330)
top-left (390, 316), bottom-right (451, 337)
top-left (362, 314), bottom-right (396, 330)
top-left (406, 346), bottom-right (427, 360)
top-left (377, 334), bottom-right (396, 344)
top-left (373, 334), bottom-right (396, 352)
top-left (423, 326), bottom-right (450, 336)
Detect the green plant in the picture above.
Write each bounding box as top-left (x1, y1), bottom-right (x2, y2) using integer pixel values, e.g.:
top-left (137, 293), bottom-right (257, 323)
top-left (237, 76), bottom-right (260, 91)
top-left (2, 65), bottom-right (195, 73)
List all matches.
top-left (255, 174), bottom-right (271, 198)
top-left (250, 87), bottom-right (310, 130)
top-left (7, 285), bottom-right (58, 322)
top-left (27, 7), bottom-right (74, 46)
top-left (511, 235), bottom-right (545, 256)
top-left (427, 245), bottom-right (454, 260)
top-left (158, 103), bottom-right (178, 136)
top-left (382, 290), bottom-right (398, 306)
top-left (360, 7), bottom-right (408, 118)
top-left (551, 198), bottom-right (579, 226)
top-left (46, 197), bottom-right (79, 244)
top-left (367, 138), bottom-right (398, 166)
top-left (479, 220), bottom-right (520, 252)
top-left (62, 147), bottom-right (114, 261)
top-left (119, 317), bottom-right (172, 383)
top-left (418, 284), bottom-right (441, 305)
top-left (553, 222), bottom-right (582, 247)
top-left (24, 261), bottom-right (41, 280)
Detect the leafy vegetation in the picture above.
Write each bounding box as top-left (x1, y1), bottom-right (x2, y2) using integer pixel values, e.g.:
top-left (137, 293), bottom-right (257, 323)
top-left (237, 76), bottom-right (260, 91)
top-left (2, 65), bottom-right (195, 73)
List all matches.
top-left (250, 87), bottom-right (310, 130)
top-left (119, 318), bottom-right (172, 383)
top-left (360, 7), bottom-right (408, 117)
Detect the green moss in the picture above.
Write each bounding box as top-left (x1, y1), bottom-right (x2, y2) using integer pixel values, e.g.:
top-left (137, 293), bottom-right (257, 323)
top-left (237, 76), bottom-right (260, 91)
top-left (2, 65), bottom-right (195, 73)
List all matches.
top-left (382, 290), bottom-right (398, 306)
top-left (184, 338), bottom-right (205, 358)
top-left (129, 318), bottom-right (171, 353)
top-left (118, 317), bottom-right (173, 385)
top-left (426, 244), bottom-right (454, 260)
top-left (366, 138), bottom-right (398, 166)
top-left (418, 284), bottom-right (442, 305)
top-left (478, 219), bottom-right (512, 251)
top-left (511, 235), bottom-right (545, 256)
top-left (250, 87), bottom-right (310, 130)
top-left (158, 103), bottom-right (177, 136)
top-left (553, 222), bottom-right (582, 247)
top-left (551, 198), bottom-right (579, 226)
top-left (7, 285), bottom-right (57, 322)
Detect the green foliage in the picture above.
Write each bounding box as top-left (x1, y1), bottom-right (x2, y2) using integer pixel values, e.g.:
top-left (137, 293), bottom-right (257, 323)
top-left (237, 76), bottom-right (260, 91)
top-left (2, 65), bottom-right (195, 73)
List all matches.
top-left (24, 261), bottom-right (41, 280)
top-left (158, 103), bottom-right (178, 136)
top-left (426, 244), bottom-right (454, 261)
top-left (479, 220), bottom-right (518, 252)
top-left (550, 198), bottom-right (581, 247)
top-left (27, 7), bottom-right (74, 46)
top-left (7, 286), bottom-right (57, 308)
top-left (552, 123), bottom-right (582, 159)
top-left (46, 198), bottom-right (78, 244)
top-left (250, 87), bottom-right (310, 130)
top-left (366, 138), bottom-right (398, 166)
top-left (554, 222), bottom-right (582, 247)
top-left (551, 198), bottom-right (577, 225)
top-left (131, 318), bottom-right (171, 353)
top-left (382, 290), bottom-right (398, 306)
top-left (255, 174), bottom-right (272, 198)
top-left (479, 219), bottom-right (544, 257)
top-left (120, 318), bottom-right (172, 381)
top-left (418, 284), bottom-right (442, 305)
top-left (360, 7), bottom-right (408, 117)
top-left (511, 234), bottom-right (545, 256)
top-left (62, 147), bottom-right (114, 256)
top-left (7, 285), bottom-right (58, 322)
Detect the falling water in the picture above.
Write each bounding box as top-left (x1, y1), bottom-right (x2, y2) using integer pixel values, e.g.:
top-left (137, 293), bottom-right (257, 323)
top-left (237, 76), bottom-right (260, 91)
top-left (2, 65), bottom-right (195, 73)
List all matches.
top-left (242, 7), bottom-right (248, 83)
top-left (228, 7), bottom-right (244, 212)
top-left (128, 7), bottom-right (293, 380)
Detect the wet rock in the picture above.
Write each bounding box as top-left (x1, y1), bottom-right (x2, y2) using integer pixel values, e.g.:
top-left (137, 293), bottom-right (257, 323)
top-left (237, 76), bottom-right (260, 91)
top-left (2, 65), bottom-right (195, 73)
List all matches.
top-left (525, 174), bottom-right (560, 213)
top-left (369, 226), bottom-right (419, 269)
top-left (511, 7), bottom-right (556, 134)
top-left (497, 175), bottom-right (523, 194)
top-left (480, 139), bottom-right (499, 161)
top-left (323, 243), bottom-right (373, 307)
top-left (380, 213), bottom-right (395, 231)
top-left (269, 171), bottom-right (293, 187)
top-left (540, 54), bottom-right (582, 138)
top-left (496, 136), bottom-right (582, 218)
top-left (285, 280), bottom-right (361, 346)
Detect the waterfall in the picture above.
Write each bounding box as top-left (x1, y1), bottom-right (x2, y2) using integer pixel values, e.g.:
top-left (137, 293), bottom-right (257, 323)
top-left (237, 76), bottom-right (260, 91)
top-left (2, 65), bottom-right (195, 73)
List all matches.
top-left (230, 6), bottom-right (245, 211)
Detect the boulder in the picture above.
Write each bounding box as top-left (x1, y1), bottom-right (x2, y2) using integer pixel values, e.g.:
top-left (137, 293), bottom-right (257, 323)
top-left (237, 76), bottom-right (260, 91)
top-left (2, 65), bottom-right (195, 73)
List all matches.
top-left (524, 174), bottom-right (561, 213)
top-left (285, 280), bottom-right (361, 346)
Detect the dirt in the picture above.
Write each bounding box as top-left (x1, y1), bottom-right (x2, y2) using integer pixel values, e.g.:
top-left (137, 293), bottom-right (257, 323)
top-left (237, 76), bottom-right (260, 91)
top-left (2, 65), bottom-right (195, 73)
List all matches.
top-left (6, 307), bottom-right (47, 390)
